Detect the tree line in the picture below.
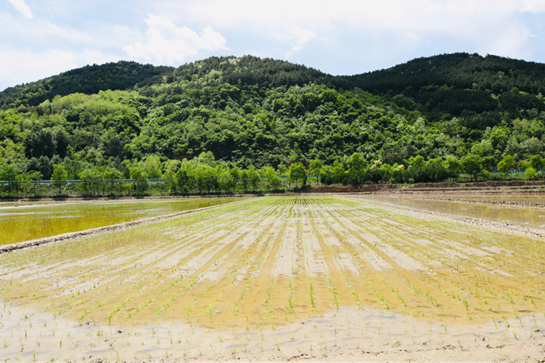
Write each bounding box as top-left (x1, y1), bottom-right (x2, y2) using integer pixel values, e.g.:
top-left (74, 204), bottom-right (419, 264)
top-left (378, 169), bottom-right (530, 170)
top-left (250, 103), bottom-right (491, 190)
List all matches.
top-left (2, 150), bottom-right (543, 198)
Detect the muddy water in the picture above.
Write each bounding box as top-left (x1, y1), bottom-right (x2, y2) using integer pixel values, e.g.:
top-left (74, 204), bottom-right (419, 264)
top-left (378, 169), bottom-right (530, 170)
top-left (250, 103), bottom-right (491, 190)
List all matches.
top-left (355, 195), bottom-right (545, 230)
top-left (0, 198), bottom-right (238, 245)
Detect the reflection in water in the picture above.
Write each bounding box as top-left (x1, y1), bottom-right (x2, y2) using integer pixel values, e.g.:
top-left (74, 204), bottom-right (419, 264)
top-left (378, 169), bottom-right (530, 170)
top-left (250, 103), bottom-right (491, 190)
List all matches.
top-left (0, 198), bottom-right (238, 245)
top-left (355, 194), bottom-right (545, 231)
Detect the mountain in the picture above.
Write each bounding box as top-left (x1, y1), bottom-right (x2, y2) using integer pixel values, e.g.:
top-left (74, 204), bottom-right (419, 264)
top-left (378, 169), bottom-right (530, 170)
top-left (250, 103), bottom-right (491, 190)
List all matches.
top-left (0, 61), bottom-right (174, 109)
top-left (0, 53), bottom-right (544, 184)
top-left (345, 53), bottom-right (545, 126)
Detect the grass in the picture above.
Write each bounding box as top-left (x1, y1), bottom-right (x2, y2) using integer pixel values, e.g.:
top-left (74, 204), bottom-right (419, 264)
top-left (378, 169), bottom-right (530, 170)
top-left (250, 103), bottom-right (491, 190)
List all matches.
top-left (0, 195), bottom-right (543, 336)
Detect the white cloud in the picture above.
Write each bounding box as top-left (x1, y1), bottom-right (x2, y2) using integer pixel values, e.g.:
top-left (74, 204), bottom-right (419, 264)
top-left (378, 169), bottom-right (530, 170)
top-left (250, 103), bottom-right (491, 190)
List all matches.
top-left (406, 33), bottom-right (421, 41)
top-left (284, 29), bottom-right (315, 58)
top-left (7, 0), bottom-right (32, 19)
top-left (157, 0), bottom-right (544, 59)
top-left (123, 15), bottom-right (227, 64)
top-left (0, 49), bottom-right (118, 91)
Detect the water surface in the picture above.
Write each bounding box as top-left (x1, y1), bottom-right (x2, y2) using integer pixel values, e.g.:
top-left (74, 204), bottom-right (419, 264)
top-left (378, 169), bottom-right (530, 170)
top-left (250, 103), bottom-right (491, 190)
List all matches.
top-left (354, 194), bottom-right (545, 230)
top-left (0, 198), bottom-right (239, 245)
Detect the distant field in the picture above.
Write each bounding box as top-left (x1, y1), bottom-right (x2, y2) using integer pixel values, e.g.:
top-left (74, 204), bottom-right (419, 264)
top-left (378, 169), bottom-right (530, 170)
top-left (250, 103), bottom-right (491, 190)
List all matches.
top-left (354, 194), bottom-right (545, 231)
top-left (0, 196), bottom-right (543, 361)
top-left (0, 197), bottom-right (239, 245)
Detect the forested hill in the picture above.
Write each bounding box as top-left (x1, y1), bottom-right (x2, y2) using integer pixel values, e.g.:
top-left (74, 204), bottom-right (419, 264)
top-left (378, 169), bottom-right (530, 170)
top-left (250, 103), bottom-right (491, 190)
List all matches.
top-left (137, 55), bottom-right (352, 90)
top-left (344, 53), bottom-right (545, 123)
top-left (0, 53), bottom-right (544, 187)
top-left (0, 61), bottom-right (174, 109)
top-left (346, 53), bottom-right (545, 95)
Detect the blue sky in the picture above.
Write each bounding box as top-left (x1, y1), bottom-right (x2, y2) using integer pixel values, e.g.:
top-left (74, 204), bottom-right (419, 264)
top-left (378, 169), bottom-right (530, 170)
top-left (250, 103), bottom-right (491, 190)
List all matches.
top-left (1, 0), bottom-right (544, 91)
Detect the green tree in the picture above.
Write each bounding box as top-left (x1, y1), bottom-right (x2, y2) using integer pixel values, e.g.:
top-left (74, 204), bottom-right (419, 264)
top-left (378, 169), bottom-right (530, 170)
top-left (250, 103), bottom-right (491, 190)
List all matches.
top-left (497, 155), bottom-right (515, 179)
top-left (346, 153), bottom-right (366, 187)
top-left (309, 159), bottom-right (324, 184)
top-left (24, 130), bottom-right (56, 159)
top-left (277, 164), bottom-right (288, 176)
top-left (79, 168), bottom-right (103, 196)
top-left (525, 167), bottom-right (538, 180)
top-left (240, 170), bottom-right (249, 191)
top-left (530, 155), bottom-right (545, 171)
top-left (288, 162), bottom-right (307, 188)
top-left (461, 154), bottom-right (482, 181)
top-left (51, 164), bottom-right (68, 196)
top-left (261, 166), bottom-right (276, 190)
top-left (141, 155), bottom-right (162, 179)
top-left (175, 160), bottom-right (195, 194)
top-left (425, 158), bottom-right (448, 182)
top-left (15, 172), bottom-right (31, 198)
top-left (444, 156), bottom-right (462, 181)
top-left (103, 167), bottom-right (122, 195)
top-left (408, 155), bottom-right (426, 182)
top-left (331, 161), bottom-right (346, 184)
top-left (481, 156), bottom-right (497, 171)
top-left (130, 166), bottom-right (149, 195)
top-left (163, 160), bottom-right (181, 192)
top-left (270, 176), bottom-right (283, 190)
top-left (247, 166), bottom-right (261, 191)
top-left (229, 167), bottom-right (241, 192)
top-left (518, 161), bottom-right (530, 171)
top-left (0, 164), bottom-right (19, 197)
top-left (29, 170), bottom-right (43, 197)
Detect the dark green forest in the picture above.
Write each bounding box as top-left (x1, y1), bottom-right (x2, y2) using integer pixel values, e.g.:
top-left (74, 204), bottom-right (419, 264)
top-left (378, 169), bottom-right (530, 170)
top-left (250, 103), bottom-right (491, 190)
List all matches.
top-left (1, 53), bottom-right (544, 196)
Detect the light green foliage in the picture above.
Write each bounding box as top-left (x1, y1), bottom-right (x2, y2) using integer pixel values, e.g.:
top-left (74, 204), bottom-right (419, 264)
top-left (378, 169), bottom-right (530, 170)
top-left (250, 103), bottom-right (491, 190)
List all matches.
top-left (51, 164), bottom-right (68, 195)
top-left (130, 166), bottom-right (149, 195)
top-left (346, 153), bottom-right (367, 187)
top-left (461, 154), bottom-right (482, 181)
top-left (525, 167), bottom-right (537, 180)
top-left (530, 155), bottom-right (545, 171)
top-left (517, 161), bottom-right (530, 171)
top-left (444, 156), bottom-right (462, 180)
top-left (288, 163), bottom-right (307, 187)
top-left (141, 155), bottom-right (163, 179)
top-left (103, 167), bottom-right (123, 195)
top-left (497, 155), bottom-right (516, 178)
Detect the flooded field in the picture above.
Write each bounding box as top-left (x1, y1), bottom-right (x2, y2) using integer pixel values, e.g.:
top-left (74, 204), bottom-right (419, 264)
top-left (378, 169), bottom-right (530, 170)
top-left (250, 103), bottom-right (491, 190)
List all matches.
top-left (0, 196), bottom-right (543, 361)
top-left (407, 192), bottom-right (545, 204)
top-left (0, 198), bottom-right (239, 245)
top-left (353, 194), bottom-right (545, 230)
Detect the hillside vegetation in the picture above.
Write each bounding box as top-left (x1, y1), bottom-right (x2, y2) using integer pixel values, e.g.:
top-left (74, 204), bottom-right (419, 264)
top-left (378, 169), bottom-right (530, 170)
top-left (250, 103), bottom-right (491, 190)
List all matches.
top-left (0, 53), bottom-right (544, 196)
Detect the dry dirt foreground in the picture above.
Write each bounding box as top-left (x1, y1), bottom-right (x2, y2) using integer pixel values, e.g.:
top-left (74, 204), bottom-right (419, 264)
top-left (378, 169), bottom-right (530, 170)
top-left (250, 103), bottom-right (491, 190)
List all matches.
top-left (0, 196), bottom-right (544, 362)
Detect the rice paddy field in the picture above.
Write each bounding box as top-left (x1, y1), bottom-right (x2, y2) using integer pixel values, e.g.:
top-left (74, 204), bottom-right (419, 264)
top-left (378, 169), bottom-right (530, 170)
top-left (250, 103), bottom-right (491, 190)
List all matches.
top-left (0, 195), bottom-right (544, 361)
top-left (354, 194), bottom-right (545, 231)
top-left (0, 198), bottom-right (239, 245)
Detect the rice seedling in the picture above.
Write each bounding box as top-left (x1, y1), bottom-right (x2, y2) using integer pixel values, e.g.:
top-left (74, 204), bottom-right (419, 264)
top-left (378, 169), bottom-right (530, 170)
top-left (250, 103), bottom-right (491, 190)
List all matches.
top-left (0, 195), bottom-right (542, 360)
